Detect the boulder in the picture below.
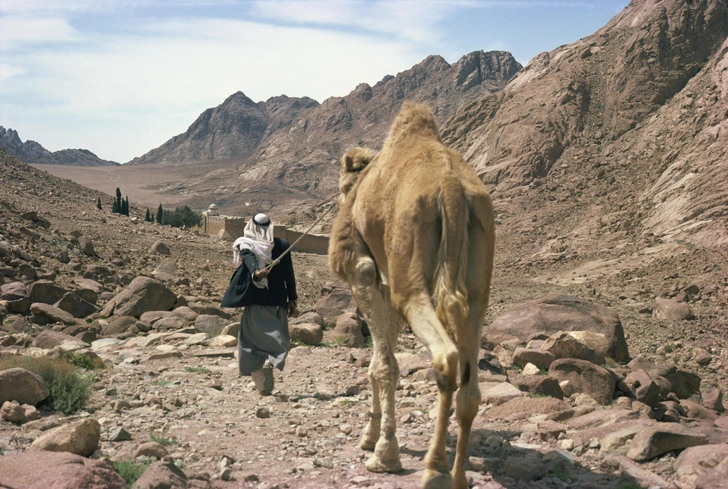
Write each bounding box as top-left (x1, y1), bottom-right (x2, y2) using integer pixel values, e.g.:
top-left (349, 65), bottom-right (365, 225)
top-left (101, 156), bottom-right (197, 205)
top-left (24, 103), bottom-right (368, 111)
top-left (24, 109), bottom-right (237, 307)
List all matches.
top-left (482, 382), bottom-right (525, 406)
top-left (549, 358), bottom-right (616, 405)
top-left (132, 441), bottom-right (169, 460)
top-left (75, 278), bottom-right (105, 295)
top-left (209, 334), bottom-right (237, 347)
top-left (101, 316), bottom-right (139, 337)
top-left (133, 460), bottom-right (187, 489)
top-left (512, 347), bottom-right (555, 370)
top-left (695, 458), bottom-right (728, 489)
top-left (171, 306), bottom-right (198, 322)
top-left (152, 258), bottom-right (176, 281)
top-left (221, 322), bottom-right (239, 337)
top-left (289, 322), bottom-right (324, 346)
top-left (487, 294), bottom-right (629, 362)
top-left (627, 424), bottom-right (708, 461)
top-left (55, 292), bottom-right (98, 318)
top-left (194, 314), bottom-right (228, 335)
top-left (314, 284), bottom-right (357, 327)
top-left (1, 281), bottom-right (27, 301)
top-left (83, 265), bottom-right (112, 280)
top-left (153, 316), bottom-right (188, 330)
top-left (1, 400), bottom-right (26, 422)
top-left (30, 418), bottom-right (101, 457)
top-left (150, 241), bottom-right (171, 255)
top-left (703, 388), bottom-right (724, 412)
top-left (186, 302), bottom-right (231, 319)
top-left (100, 277), bottom-right (177, 318)
top-left (627, 356), bottom-right (701, 399)
top-left (34, 330), bottom-right (86, 349)
top-left (2, 281), bottom-right (32, 313)
top-left (333, 312), bottom-right (365, 348)
top-left (653, 297), bottom-right (694, 320)
top-left (510, 373), bottom-right (564, 399)
top-left (541, 331), bottom-right (604, 365)
top-left (621, 369), bottom-right (661, 408)
top-left (290, 311), bottom-right (324, 327)
top-left (77, 236), bottom-right (96, 256)
top-left (28, 280), bottom-right (67, 304)
top-left (674, 444), bottom-right (728, 487)
top-left (0, 451), bottom-right (125, 489)
top-left (30, 302), bottom-right (77, 325)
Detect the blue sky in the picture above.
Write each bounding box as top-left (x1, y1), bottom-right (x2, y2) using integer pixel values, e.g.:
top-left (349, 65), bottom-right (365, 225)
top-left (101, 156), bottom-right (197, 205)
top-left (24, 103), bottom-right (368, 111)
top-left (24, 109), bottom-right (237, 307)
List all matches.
top-left (0, 0), bottom-right (629, 163)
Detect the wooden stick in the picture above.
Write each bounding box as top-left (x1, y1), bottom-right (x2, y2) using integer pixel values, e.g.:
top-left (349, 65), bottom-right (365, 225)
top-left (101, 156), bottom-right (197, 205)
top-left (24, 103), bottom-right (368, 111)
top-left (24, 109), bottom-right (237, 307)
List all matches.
top-left (263, 204), bottom-right (334, 272)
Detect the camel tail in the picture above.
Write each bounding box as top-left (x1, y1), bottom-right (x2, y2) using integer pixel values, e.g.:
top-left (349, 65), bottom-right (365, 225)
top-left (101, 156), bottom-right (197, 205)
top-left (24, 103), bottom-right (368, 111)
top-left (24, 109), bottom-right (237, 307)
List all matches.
top-left (434, 177), bottom-right (471, 340)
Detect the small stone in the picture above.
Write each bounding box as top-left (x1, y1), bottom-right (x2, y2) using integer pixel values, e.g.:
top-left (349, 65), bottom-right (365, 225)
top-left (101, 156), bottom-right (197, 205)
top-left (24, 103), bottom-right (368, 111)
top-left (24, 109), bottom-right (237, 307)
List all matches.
top-left (296, 426), bottom-right (308, 437)
top-left (109, 427), bottom-right (132, 442)
top-left (255, 407), bottom-right (271, 419)
top-left (521, 363), bottom-right (541, 376)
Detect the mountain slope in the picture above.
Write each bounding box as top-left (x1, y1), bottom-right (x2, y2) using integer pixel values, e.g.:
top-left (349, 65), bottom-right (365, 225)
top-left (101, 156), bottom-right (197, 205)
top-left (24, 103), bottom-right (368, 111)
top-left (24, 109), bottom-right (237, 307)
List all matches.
top-left (0, 127), bottom-right (119, 166)
top-left (440, 0), bottom-right (728, 266)
top-left (130, 50), bottom-right (521, 212)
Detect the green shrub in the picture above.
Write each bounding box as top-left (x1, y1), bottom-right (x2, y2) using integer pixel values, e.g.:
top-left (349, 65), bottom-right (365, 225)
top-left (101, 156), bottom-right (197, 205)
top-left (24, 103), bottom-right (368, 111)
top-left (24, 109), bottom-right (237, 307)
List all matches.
top-left (63, 351), bottom-right (106, 370)
top-left (0, 355), bottom-right (95, 414)
top-left (184, 366), bottom-right (210, 374)
top-left (114, 460), bottom-right (150, 488)
top-left (150, 432), bottom-right (178, 446)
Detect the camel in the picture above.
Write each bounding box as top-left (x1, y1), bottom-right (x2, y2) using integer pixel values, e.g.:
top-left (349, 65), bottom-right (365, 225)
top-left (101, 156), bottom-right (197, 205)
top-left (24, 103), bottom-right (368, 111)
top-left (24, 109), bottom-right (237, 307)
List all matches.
top-left (329, 102), bottom-right (495, 489)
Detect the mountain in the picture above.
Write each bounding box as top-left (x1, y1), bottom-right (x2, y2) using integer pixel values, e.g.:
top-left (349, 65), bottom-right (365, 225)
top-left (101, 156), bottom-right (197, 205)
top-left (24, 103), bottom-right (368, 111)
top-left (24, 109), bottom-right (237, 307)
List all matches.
top-left (0, 126), bottom-right (119, 166)
top-left (440, 0), bottom-right (728, 265)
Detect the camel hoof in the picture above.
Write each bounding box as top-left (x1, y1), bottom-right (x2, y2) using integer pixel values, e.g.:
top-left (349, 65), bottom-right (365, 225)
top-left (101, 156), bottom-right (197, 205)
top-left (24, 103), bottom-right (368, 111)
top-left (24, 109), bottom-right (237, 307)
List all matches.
top-left (365, 455), bottom-right (402, 473)
top-left (359, 438), bottom-right (376, 451)
top-left (422, 469), bottom-right (452, 489)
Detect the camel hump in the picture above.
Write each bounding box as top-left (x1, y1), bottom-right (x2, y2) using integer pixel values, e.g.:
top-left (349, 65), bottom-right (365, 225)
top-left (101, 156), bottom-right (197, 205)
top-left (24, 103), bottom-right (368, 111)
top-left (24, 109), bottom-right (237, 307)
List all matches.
top-left (340, 147), bottom-right (375, 173)
top-left (385, 102), bottom-right (442, 146)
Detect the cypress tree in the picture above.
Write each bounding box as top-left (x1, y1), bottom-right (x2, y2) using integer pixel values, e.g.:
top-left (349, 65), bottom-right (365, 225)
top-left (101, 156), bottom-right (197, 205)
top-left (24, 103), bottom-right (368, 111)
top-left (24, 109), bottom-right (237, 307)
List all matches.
top-left (156, 204), bottom-right (163, 224)
top-left (112, 198), bottom-right (118, 214)
top-left (123, 196), bottom-right (129, 216)
top-left (96, 197), bottom-right (102, 210)
top-left (145, 208), bottom-right (151, 222)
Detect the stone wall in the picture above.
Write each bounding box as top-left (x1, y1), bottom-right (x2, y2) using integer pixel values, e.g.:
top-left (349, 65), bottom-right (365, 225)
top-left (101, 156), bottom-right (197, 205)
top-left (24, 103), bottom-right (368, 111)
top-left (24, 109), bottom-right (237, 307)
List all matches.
top-left (195, 218), bottom-right (328, 254)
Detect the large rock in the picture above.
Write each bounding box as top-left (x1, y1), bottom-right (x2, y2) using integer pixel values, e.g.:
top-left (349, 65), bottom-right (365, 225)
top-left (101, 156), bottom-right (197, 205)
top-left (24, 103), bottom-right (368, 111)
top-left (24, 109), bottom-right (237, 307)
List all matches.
top-left (290, 311), bottom-right (324, 327)
top-left (548, 358), bottom-right (616, 405)
top-left (627, 356), bottom-right (701, 399)
top-left (34, 330), bottom-right (86, 349)
top-left (28, 280), bottom-right (67, 304)
top-left (100, 277), bottom-right (177, 318)
top-left (101, 315), bottom-right (139, 336)
top-left (332, 312), bottom-right (365, 348)
top-left (622, 369), bottom-right (661, 408)
top-left (674, 444), bottom-right (728, 487)
top-left (194, 314), bottom-right (228, 335)
top-left (510, 373), bottom-right (564, 399)
top-left (1, 281), bottom-right (31, 313)
top-left (541, 331), bottom-right (604, 365)
top-left (653, 297), bottom-right (694, 320)
top-left (627, 424), bottom-right (708, 461)
top-left (289, 322), bottom-right (324, 346)
top-left (695, 458), bottom-right (728, 489)
top-left (30, 302), bottom-right (77, 325)
top-left (55, 291), bottom-right (99, 318)
top-left (150, 240), bottom-right (171, 255)
top-left (482, 382), bottom-right (525, 406)
top-left (133, 460), bottom-right (187, 489)
top-left (30, 418), bottom-right (101, 456)
top-left (0, 451), bottom-right (125, 489)
top-left (314, 283), bottom-right (357, 327)
top-left (0, 368), bottom-right (47, 407)
top-left (77, 236), bottom-right (96, 256)
top-left (487, 294), bottom-right (629, 362)
top-left (512, 347), bottom-right (555, 370)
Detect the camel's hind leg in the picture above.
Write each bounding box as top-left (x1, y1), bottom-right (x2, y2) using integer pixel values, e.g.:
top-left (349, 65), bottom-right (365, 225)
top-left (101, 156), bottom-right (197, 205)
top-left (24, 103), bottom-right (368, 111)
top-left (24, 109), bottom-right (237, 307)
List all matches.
top-left (451, 303), bottom-right (487, 489)
top-left (402, 294), bottom-right (459, 489)
top-left (347, 256), bottom-right (403, 473)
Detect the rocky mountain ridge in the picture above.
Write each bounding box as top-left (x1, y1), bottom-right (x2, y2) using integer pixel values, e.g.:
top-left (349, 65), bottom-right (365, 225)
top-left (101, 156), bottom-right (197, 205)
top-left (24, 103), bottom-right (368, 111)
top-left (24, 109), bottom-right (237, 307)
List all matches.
top-left (0, 126), bottom-right (120, 167)
top-left (127, 50), bottom-right (522, 211)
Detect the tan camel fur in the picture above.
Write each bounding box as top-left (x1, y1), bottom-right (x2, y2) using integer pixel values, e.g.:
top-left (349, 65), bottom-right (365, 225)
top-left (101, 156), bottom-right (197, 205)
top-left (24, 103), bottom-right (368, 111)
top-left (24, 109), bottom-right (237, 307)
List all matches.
top-left (329, 102), bottom-right (495, 489)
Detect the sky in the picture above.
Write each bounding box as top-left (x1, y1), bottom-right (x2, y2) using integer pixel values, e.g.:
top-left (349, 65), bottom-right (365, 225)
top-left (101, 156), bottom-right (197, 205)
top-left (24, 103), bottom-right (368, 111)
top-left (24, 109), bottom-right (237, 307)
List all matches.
top-left (0, 0), bottom-right (629, 163)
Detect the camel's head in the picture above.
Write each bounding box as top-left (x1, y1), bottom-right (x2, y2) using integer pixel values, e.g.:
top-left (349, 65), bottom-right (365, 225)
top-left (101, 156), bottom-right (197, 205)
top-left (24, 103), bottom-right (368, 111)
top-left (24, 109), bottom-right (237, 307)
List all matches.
top-left (338, 147), bottom-right (375, 198)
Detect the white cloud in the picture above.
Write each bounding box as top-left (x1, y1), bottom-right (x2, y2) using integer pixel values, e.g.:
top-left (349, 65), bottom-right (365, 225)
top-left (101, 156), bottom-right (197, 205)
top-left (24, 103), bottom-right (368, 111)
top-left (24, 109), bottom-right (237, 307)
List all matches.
top-left (0, 63), bottom-right (25, 83)
top-left (0, 16), bottom-right (422, 161)
top-left (0, 16), bottom-right (81, 46)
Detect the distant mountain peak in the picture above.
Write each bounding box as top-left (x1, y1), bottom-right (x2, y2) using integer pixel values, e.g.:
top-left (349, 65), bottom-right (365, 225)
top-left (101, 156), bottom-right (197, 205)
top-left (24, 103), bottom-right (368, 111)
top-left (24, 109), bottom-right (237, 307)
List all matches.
top-left (0, 126), bottom-right (119, 166)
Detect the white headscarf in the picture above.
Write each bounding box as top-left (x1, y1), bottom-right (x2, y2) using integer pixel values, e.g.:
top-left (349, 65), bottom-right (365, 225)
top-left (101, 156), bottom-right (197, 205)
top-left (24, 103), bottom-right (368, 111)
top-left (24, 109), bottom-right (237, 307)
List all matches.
top-left (233, 213), bottom-right (274, 288)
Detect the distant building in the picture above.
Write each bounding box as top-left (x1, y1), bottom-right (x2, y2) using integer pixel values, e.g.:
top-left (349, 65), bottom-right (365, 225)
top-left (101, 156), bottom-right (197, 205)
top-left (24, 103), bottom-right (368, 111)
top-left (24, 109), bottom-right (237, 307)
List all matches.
top-left (193, 204), bottom-right (329, 255)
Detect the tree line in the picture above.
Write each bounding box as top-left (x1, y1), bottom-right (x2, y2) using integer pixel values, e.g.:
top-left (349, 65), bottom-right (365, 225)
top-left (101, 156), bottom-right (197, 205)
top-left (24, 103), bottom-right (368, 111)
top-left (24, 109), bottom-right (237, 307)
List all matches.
top-left (98, 188), bottom-right (202, 229)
